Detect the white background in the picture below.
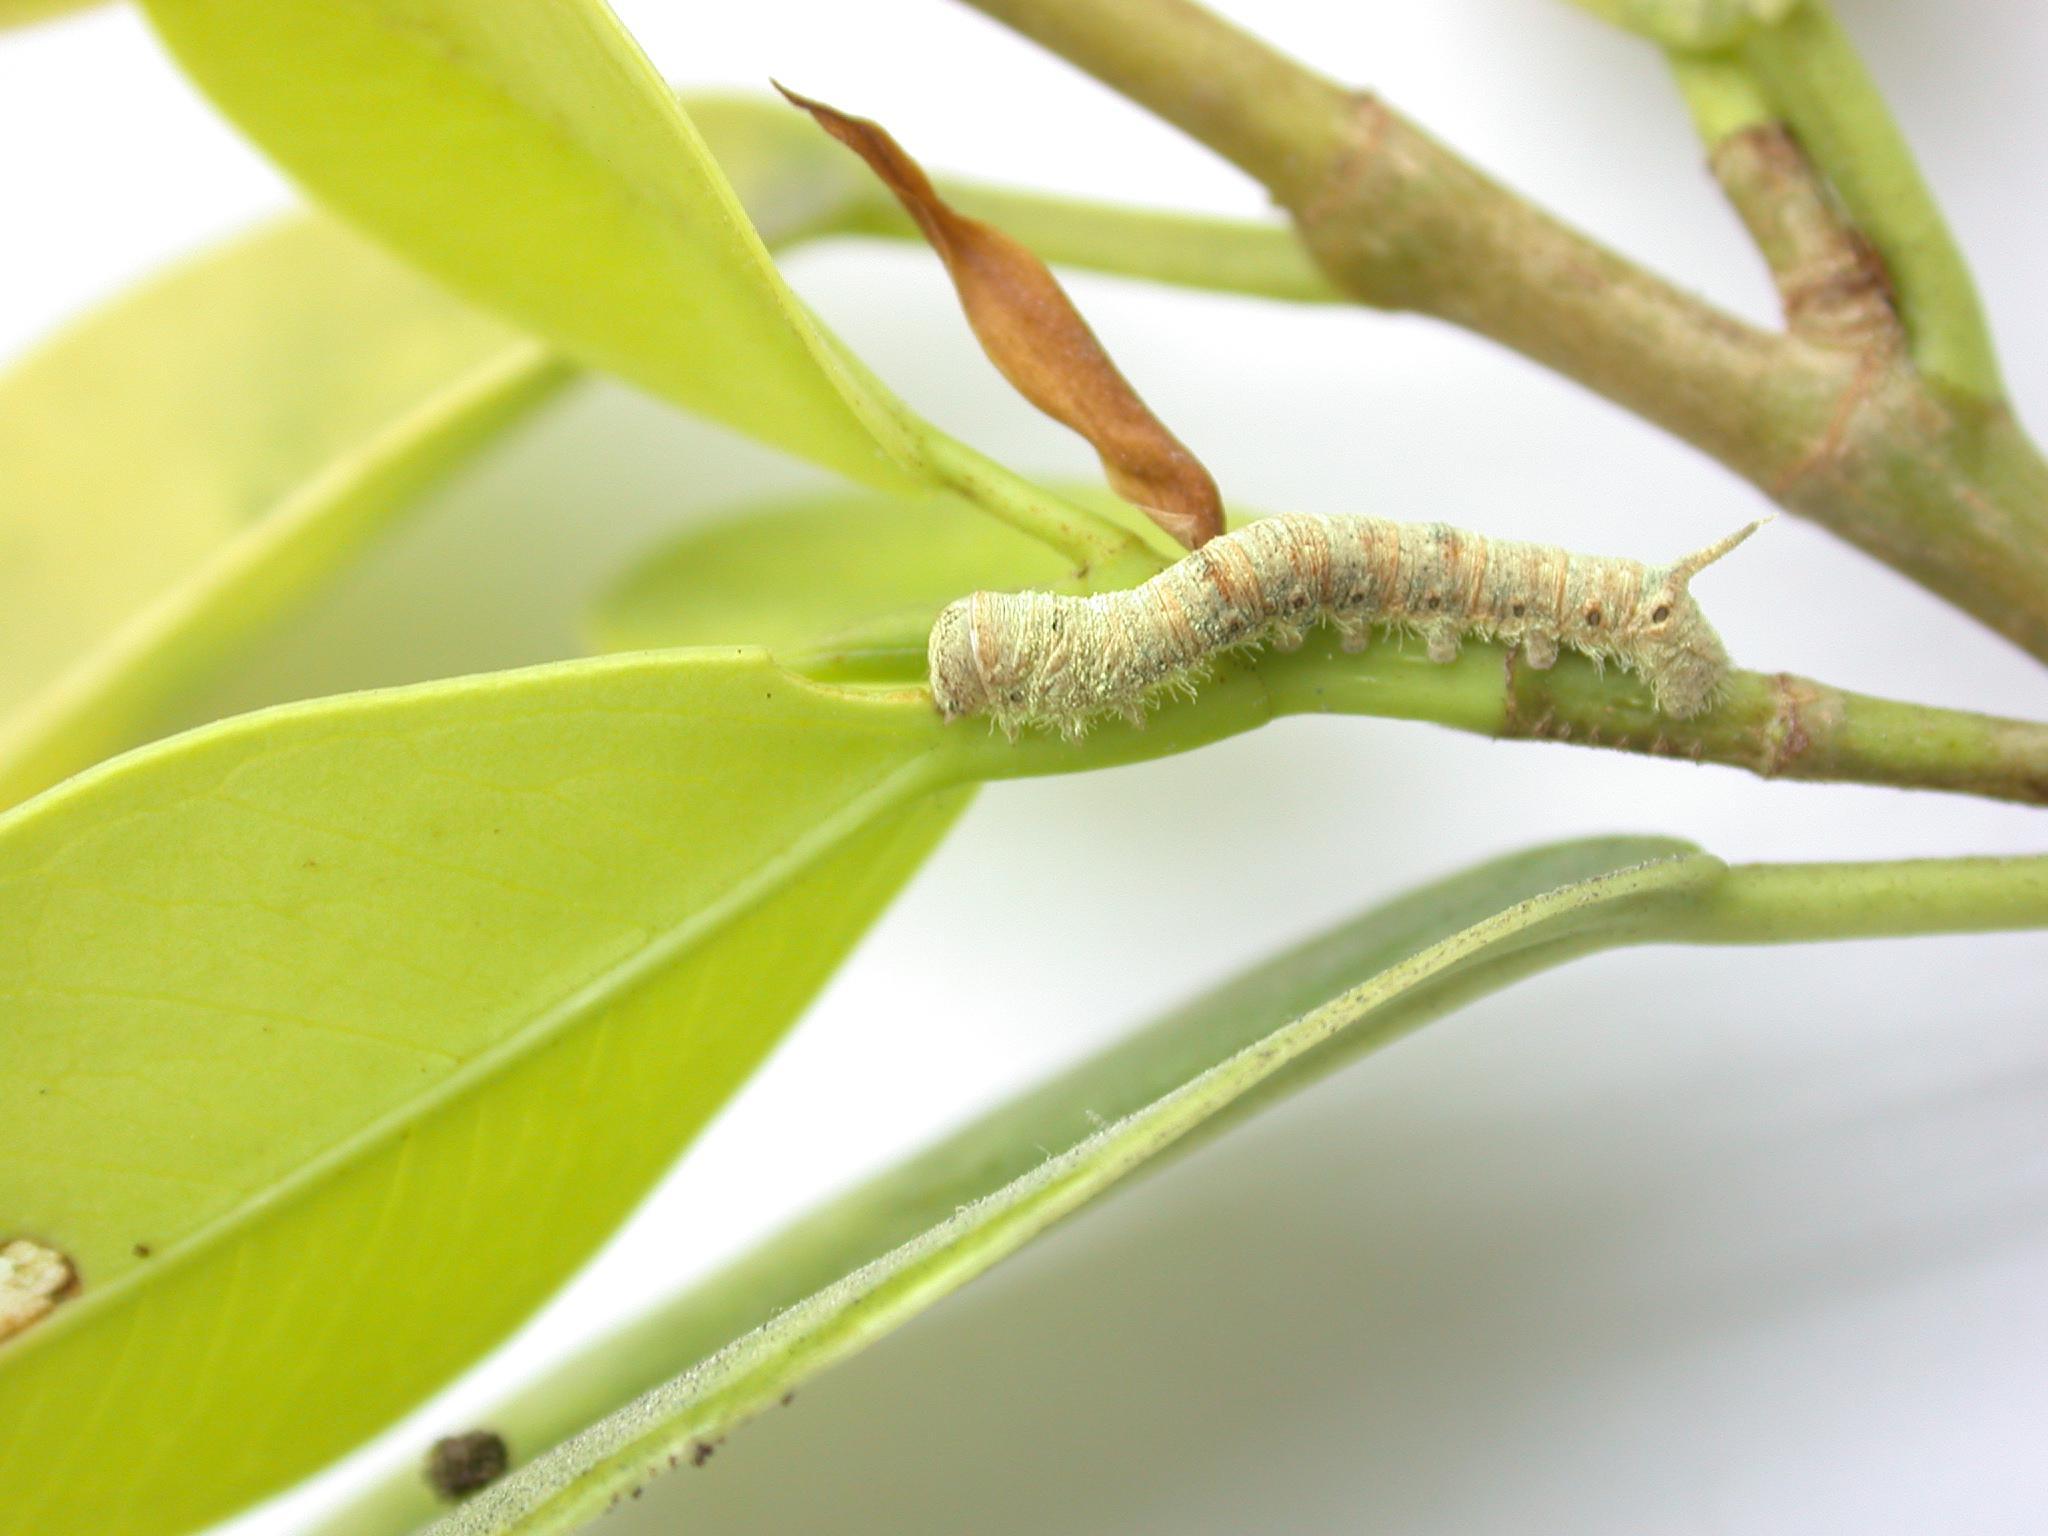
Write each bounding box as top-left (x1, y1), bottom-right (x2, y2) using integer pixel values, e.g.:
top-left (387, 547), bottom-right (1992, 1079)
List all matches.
top-left (4, 1), bottom-right (2047, 1532)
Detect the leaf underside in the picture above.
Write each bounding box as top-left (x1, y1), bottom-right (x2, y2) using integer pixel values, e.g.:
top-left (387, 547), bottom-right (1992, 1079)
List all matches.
top-left (0, 654), bottom-right (963, 1535)
top-left (307, 838), bottom-right (1715, 1535)
top-left (136, 0), bottom-right (919, 490)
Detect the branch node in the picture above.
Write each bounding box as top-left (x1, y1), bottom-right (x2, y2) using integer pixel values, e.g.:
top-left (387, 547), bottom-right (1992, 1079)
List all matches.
top-left (1763, 671), bottom-right (1817, 776)
top-left (1709, 123), bottom-right (1903, 351)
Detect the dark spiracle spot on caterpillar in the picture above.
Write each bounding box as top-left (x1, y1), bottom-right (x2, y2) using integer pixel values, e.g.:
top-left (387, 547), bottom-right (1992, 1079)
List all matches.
top-left (927, 514), bottom-right (1765, 739)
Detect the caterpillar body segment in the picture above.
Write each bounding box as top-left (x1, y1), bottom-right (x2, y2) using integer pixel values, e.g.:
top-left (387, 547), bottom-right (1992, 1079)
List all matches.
top-left (927, 513), bottom-right (1760, 739)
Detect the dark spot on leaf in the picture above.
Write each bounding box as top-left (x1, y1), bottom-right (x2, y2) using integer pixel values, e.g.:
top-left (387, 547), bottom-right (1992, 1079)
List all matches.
top-left (690, 1438), bottom-right (719, 1467)
top-left (132, 1243), bottom-right (152, 1259)
top-left (426, 1431), bottom-right (510, 1501)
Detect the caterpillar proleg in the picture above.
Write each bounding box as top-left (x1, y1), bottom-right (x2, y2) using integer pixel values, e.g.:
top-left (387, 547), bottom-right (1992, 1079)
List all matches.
top-left (929, 514), bottom-right (1762, 739)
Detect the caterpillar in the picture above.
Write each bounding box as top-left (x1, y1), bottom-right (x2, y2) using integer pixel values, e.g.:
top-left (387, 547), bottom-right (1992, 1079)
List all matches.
top-left (928, 514), bottom-right (1761, 739)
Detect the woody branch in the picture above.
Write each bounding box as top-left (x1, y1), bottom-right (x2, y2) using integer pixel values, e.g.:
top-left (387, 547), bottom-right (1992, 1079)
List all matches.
top-left (953, 0), bottom-right (2048, 665)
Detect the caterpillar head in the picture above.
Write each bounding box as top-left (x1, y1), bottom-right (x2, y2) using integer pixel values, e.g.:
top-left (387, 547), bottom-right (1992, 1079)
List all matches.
top-left (928, 596), bottom-right (986, 722)
top-left (1625, 519), bottom-right (1764, 717)
top-left (930, 592), bottom-right (1060, 732)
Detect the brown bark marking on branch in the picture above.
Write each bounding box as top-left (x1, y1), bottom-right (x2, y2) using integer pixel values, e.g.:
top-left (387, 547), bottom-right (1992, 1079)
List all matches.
top-left (1762, 672), bottom-right (1819, 777)
top-left (1710, 124), bottom-right (1902, 350)
top-left (1293, 92), bottom-right (1393, 278)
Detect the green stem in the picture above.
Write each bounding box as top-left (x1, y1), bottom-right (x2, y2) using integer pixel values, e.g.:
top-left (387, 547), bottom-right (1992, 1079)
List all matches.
top-left (844, 180), bottom-right (1342, 305)
top-left (1562, 0), bottom-right (1793, 54)
top-left (1666, 855), bottom-right (2048, 944)
top-left (911, 429), bottom-right (1167, 584)
top-left (812, 328), bottom-right (1164, 578)
top-left (1740, 3), bottom-right (2003, 401)
top-left (929, 630), bottom-right (2048, 807)
top-left (1666, 49), bottom-right (1774, 143)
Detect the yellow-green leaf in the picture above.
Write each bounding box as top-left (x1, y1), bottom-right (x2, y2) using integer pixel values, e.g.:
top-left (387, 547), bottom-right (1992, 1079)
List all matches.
top-left (0, 95), bottom-right (878, 811)
top-left (0, 217), bottom-right (559, 809)
top-left (136, 0), bottom-right (922, 489)
top-left (0, 0), bottom-right (107, 28)
top-left (0, 650), bottom-right (963, 1536)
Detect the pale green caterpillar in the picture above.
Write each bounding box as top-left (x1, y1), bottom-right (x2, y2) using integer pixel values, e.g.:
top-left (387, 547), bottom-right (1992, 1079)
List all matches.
top-left (928, 513), bottom-right (1761, 739)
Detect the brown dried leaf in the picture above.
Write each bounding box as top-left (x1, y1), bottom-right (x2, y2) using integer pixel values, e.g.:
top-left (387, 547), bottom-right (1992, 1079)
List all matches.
top-left (777, 84), bottom-right (1223, 549)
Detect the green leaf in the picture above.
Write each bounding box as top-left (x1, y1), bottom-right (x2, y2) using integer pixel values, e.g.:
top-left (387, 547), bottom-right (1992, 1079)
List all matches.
top-left (0, 95), bottom-right (883, 812)
top-left (0, 0), bottom-right (108, 27)
top-left (0, 217), bottom-right (559, 810)
top-left (135, 0), bottom-right (923, 491)
top-left (314, 837), bottom-right (1721, 1535)
top-left (0, 650), bottom-right (965, 1536)
top-left (589, 486), bottom-right (1188, 683)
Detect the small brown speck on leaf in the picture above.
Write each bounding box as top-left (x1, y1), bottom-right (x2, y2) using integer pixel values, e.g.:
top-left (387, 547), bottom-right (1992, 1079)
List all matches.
top-left (1, 1238), bottom-right (77, 1344)
top-left (690, 1438), bottom-right (720, 1467)
top-left (776, 83), bottom-right (1223, 550)
top-left (426, 1430), bottom-right (510, 1501)
top-left (132, 1243), bottom-right (152, 1259)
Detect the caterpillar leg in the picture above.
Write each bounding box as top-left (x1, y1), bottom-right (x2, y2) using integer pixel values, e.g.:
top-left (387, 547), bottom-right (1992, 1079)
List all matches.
top-left (1333, 618), bottom-right (1371, 653)
top-left (1523, 633), bottom-right (1559, 670)
top-left (1425, 627), bottom-right (1461, 665)
top-left (1267, 619), bottom-right (1307, 652)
